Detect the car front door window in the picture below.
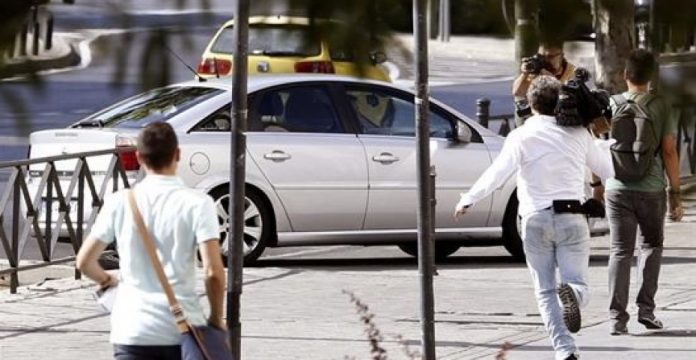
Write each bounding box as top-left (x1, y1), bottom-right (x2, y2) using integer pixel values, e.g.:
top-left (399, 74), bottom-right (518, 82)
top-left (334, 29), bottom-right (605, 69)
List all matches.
top-left (255, 86), bottom-right (344, 134)
top-left (347, 89), bottom-right (453, 138)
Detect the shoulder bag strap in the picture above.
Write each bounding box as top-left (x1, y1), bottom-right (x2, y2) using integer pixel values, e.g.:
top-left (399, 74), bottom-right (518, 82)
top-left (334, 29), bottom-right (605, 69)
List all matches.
top-left (126, 189), bottom-right (190, 334)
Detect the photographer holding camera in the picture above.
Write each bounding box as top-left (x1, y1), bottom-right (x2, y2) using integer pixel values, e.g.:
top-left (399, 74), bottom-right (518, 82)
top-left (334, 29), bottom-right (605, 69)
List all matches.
top-left (513, 41), bottom-right (577, 125)
top-left (455, 76), bottom-right (614, 360)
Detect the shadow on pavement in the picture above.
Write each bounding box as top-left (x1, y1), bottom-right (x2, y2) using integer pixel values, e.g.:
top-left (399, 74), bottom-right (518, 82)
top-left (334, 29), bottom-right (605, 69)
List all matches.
top-left (589, 254), bottom-right (696, 266)
top-left (251, 255), bottom-right (528, 270)
top-left (632, 329), bottom-right (696, 337)
top-left (251, 252), bottom-right (696, 270)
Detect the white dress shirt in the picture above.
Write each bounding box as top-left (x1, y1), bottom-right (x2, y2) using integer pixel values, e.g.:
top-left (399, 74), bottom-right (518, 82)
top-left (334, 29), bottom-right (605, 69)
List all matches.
top-left (457, 114), bottom-right (614, 217)
top-left (90, 175), bottom-right (219, 345)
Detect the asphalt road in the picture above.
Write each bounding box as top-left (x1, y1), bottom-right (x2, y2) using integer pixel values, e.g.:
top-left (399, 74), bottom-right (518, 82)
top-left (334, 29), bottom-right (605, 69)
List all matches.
top-left (0, 8), bottom-right (516, 266)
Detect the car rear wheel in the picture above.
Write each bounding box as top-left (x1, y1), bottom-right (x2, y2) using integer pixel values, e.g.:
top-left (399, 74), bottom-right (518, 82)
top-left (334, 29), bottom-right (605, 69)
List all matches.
top-left (502, 192), bottom-right (525, 261)
top-left (397, 242), bottom-right (460, 260)
top-left (210, 187), bottom-right (272, 265)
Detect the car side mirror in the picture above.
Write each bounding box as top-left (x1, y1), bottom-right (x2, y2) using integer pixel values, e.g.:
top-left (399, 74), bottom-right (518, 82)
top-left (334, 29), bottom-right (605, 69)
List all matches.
top-left (456, 122), bottom-right (472, 143)
top-left (369, 51), bottom-right (387, 65)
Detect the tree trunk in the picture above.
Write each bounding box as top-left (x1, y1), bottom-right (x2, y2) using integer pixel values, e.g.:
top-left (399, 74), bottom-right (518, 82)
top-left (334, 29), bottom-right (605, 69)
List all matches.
top-left (592, 0), bottom-right (634, 93)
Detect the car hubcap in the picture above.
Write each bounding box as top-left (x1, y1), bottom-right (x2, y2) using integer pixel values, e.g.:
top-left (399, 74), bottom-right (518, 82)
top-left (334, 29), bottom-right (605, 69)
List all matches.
top-left (214, 194), bottom-right (263, 257)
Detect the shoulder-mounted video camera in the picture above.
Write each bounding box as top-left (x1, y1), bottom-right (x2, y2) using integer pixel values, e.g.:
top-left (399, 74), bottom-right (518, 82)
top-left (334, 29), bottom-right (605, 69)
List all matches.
top-left (521, 54), bottom-right (551, 75)
top-left (555, 68), bottom-right (612, 127)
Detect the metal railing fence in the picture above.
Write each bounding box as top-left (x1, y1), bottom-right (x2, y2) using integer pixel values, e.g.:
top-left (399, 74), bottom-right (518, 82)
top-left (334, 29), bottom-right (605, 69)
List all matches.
top-left (0, 147), bottom-right (133, 294)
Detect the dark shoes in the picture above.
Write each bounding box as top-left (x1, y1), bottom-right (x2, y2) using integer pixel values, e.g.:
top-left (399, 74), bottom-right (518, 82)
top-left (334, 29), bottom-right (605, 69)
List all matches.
top-left (564, 354), bottom-right (579, 360)
top-left (557, 283), bottom-right (581, 333)
top-left (638, 316), bottom-right (664, 329)
top-left (610, 323), bottom-right (628, 336)
top-left (610, 316), bottom-right (663, 335)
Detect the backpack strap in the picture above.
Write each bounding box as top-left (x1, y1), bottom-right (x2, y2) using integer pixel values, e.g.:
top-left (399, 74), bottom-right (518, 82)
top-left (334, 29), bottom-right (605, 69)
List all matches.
top-left (634, 93), bottom-right (663, 156)
top-left (611, 94), bottom-right (628, 107)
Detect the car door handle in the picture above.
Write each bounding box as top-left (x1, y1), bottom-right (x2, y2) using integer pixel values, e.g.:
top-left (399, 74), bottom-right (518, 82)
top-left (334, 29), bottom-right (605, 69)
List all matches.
top-left (264, 150), bottom-right (291, 161)
top-left (372, 153), bottom-right (399, 164)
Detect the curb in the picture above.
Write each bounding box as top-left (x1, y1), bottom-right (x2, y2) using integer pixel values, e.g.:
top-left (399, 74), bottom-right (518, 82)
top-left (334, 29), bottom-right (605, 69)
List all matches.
top-left (0, 41), bottom-right (81, 79)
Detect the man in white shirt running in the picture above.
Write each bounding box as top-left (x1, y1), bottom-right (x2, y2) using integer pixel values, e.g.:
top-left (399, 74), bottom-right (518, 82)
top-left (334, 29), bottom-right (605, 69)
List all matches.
top-left (455, 76), bottom-right (614, 360)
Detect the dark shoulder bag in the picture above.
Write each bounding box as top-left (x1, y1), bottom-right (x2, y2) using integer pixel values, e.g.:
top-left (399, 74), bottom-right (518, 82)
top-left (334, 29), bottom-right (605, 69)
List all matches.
top-left (127, 190), bottom-right (234, 360)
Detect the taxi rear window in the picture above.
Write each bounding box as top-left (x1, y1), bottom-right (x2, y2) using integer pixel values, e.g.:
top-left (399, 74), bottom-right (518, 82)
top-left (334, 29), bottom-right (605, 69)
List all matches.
top-left (211, 25), bottom-right (320, 57)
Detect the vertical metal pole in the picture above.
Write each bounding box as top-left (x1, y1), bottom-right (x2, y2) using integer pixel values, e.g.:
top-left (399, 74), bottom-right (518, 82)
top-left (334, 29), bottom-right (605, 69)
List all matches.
top-left (75, 163), bottom-right (84, 280)
top-left (228, 0), bottom-right (250, 358)
top-left (46, 14), bottom-right (53, 50)
top-left (11, 170), bottom-right (21, 293)
top-left (45, 167), bottom-right (53, 260)
top-left (476, 98), bottom-right (491, 129)
top-left (414, 0), bottom-right (436, 358)
top-left (19, 22), bottom-right (28, 57)
top-left (514, 0), bottom-right (538, 69)
top-left (32, 6), bottom-right (40, 56)
top-left (429, 0), bottom-right (438, 39)
top-left (438, 0), bottom-right (450, 42)
top-left (32, 22), bottom-right (40, 56)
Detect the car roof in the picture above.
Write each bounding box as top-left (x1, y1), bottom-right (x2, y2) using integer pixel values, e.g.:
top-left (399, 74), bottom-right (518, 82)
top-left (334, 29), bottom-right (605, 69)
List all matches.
top-left (174, 74), bottom-right (410, 93)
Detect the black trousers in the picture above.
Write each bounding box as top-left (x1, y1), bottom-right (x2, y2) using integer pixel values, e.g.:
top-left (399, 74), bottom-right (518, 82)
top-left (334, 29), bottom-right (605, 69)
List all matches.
top-left (114, 344), bottom-right (181, 360)
top-left (606, 190), bottom-right (666, 326)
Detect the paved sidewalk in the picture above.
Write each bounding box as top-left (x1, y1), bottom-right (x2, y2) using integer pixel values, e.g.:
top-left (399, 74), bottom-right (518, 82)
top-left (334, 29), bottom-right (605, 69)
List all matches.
top-left (0, 32), bottom-right (82, 79)
top-left (1, 191), bottom-right (694, 359)
top-left (388, 34), bottom-right (595, 84)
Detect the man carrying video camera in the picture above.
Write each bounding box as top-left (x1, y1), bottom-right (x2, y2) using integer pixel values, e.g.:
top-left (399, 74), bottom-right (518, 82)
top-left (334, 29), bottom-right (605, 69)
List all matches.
top-left (455, 76), bottom-right (614, 360)
top-left (513, 41), bottom-right (577, 125)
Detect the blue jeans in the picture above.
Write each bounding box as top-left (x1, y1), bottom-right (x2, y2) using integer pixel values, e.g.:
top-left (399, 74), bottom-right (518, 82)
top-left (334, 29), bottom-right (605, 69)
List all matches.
top-left (521, 209), bottom-right (590, 360)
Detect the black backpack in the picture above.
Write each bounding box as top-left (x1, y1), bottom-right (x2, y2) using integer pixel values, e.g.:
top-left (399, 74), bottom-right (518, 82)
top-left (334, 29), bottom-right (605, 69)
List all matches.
top-left (609, 94), bottom-right (660, 182)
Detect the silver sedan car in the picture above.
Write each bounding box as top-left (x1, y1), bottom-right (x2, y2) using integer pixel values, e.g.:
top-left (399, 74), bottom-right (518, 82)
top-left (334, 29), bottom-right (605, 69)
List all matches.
top-left (29, 75), bottom-right (521, 263)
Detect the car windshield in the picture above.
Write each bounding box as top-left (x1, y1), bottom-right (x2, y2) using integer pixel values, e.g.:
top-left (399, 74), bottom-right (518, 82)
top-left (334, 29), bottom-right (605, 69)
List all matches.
top-left (211, 25), bottom-right (320, 57)
top-left (76, 87), bottom-right (223, 129)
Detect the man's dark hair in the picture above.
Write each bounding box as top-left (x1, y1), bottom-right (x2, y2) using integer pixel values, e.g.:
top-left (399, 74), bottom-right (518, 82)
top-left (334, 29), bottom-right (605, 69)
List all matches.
top-left (137, 122), bottom-right (178, 170)
top-left (625, 49), bottom-right (656, 85)
top-left (539, 40), bottom-right (564, 52)
top-left (527, 75), bottom-right (561, 116)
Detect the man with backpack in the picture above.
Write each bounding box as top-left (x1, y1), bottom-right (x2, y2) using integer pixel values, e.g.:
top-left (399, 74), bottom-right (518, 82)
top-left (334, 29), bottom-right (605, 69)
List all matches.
top-left (604, 49), bottom-right (684, 336)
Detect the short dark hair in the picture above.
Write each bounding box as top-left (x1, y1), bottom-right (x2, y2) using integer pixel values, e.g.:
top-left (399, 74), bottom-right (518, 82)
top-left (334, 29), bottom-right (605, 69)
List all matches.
top-left (539, 40), bottom-right (564, 52)
top-left (137, 122), bottom-right (178, 170)
top-left (527, 75), bottom-right (561, 116)
top-left (625, 49), bottom-right (656, 85)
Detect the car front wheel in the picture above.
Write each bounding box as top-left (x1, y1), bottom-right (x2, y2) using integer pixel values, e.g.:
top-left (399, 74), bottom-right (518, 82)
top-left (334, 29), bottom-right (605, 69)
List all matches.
top-left (502, 192), bottom-right (525, 261)
top-left (210, 187), bottom-right (272, 265)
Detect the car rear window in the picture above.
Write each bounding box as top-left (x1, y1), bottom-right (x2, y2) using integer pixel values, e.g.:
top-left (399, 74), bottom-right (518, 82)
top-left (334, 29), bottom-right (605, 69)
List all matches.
top-left (211, 25), bottom-right (321, 57)
top-left (76, 87), bottom-right (223, 129)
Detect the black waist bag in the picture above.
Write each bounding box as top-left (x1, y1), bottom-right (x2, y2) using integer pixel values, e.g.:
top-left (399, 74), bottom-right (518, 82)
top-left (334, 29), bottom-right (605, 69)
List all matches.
top-left (552, 200), bottom-right (584, 214)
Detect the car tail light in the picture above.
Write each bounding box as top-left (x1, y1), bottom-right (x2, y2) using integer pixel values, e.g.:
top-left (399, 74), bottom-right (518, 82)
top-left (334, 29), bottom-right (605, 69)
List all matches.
top-left (116, 137), bottom-right (140, 171)
top-left (294, 61), bottom-right (335, 74)
top-left (118, 149), bottom-right (140, 171)
top-left (196, 58), bottom-right (232, 76)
